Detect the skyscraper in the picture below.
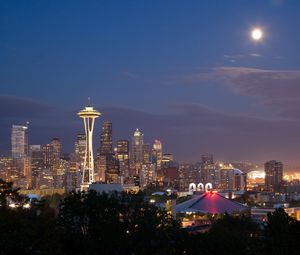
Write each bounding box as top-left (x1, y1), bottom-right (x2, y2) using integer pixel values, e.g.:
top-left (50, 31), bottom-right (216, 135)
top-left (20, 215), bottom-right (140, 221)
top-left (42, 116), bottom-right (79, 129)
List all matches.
top-left (50, 138), bottom-right (64, 188)
top-left (105, 155), bottom-right (120, 184)
top-left (50, 138), bottom-right (62, 176)
top-left (50, 138), bottom-right (62, 162)
top-left (11, 124), bottom-right (29, 159)
top-left (100, 121), bottom-right (112, 155)
top-left (153, 139), bottom-right (163, 169)
top-left (143, 144), bottom-right (151, 164)
top-left (42, 144), bottom-right (54, 168)
top-left (74, 134), bottom-right (86, 164)
top-left (200, 154), bottom-right (216, 185)
top-left (265, 160), bottom-right (283, 193)
top-left (77, 104), bottom-right (101, 189)
top-left (131, 128), bottom-right (144, 174)
top-left (116, 140), bottom-right (130, 179)
top-left (30, 145), bottom-right (44, 189)
top-left (161, 153), bottom-right (174, 168)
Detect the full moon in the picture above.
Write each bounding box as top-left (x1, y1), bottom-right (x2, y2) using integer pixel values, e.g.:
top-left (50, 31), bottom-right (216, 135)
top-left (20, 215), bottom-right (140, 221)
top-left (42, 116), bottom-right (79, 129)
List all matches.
top-left (251, 28), bottom-right (263, 41)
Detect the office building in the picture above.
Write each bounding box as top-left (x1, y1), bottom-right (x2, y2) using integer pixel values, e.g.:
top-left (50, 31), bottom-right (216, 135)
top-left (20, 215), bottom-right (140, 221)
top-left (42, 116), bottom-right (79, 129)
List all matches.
top-left (219, 167), bottom-right (247, 191)
top-left (265, 160), bottom-right (283, 193)
top-left (161, 153), bottom-right (174, 168)
top-left (30, 145), bottom-right (44, 189)
top-left (105, 155), bottom-right (120, 184)
top-left (100, 121), bottom-right (113, 154)
top-left (152, 139), bottom-right (163, 170)
top-left (140, 163), bottom-right (156, 188)
top-left (74, 134), bottom-right (86, 164)
top-left (131, 129), bottom-right (144, 174)
top-left (143, 144), bottom-right (151, 164)
top-left (200, 154), bottom-right (217, 186)
top-left (11, 124), bottom-right (29, 159)
top-left (116, 140), bottom-right (130, 179)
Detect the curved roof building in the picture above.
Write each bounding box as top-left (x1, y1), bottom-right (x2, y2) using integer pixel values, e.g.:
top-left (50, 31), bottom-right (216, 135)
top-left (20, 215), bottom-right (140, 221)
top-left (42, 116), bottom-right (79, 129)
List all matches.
top-left (175, 192), bottom-right (248, 214)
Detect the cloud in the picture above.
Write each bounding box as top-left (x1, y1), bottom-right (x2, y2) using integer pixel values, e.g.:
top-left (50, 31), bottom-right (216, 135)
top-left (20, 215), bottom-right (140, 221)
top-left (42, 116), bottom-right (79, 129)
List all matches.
top-left (183, 67), bottom-right (300, 119)
top-left (1, 101), bottom-right (300, 164)
top-left (120, 71), bottom-right (140, 79)
top-left (249, 53), bottom-right (262, 57)
top-left (95, 104), bottom-right (300, 164)
top-left (223, 53), bottom-right (262, 63)
top-left (0, 95), bottom-right (54, 119)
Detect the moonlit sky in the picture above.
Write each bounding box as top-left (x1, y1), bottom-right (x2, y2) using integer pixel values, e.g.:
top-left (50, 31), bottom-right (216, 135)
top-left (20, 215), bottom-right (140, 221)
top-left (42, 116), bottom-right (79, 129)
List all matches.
top-left (1, 0), bottom-right (300, 166)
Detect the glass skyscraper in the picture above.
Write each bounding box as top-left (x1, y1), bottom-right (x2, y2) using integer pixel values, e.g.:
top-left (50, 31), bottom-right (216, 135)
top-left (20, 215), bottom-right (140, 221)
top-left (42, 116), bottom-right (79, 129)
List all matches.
top-left (11, 124), bottom-right (29, 159)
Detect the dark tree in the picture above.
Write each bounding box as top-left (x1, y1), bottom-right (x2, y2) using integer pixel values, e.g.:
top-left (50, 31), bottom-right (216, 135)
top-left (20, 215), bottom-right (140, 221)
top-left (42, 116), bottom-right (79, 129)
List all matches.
top-left (0, 178), bottom-right (24, 207)
top-left (265, 207), bottom-right (300, 255)
top-left (58, 190), bottom-right (187, 255)
top-left (0, 179), bottom-right (62, 254)
top-left (185, 214), bottom-right (263, 255)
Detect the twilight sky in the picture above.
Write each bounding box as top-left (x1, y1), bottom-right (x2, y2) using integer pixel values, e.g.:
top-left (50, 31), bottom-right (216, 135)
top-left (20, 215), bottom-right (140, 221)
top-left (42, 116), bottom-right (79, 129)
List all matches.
top-left (1, 0), bottom-right (300, 166)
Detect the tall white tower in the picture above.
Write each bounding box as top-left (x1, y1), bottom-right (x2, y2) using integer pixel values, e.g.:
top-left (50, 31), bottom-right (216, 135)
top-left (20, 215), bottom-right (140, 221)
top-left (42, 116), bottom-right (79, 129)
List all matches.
top-left (77, 104), bottom-right (101, 190)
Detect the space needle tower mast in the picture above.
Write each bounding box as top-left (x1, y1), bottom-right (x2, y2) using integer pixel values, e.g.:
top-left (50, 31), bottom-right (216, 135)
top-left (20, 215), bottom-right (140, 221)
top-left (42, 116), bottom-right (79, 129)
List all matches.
top-left (77, 99), bottom-right (101, 190)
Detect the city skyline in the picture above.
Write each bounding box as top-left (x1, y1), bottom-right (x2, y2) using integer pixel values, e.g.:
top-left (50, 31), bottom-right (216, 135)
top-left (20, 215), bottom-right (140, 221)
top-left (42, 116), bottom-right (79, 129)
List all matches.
top-left (2, 1), bottom-right (300, 166)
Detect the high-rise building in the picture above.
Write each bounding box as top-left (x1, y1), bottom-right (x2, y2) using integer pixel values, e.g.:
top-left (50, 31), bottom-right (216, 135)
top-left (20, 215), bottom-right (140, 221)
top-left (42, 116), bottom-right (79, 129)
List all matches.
top-left (153, 140), bottom-right (163, 169)
top-left (42, 144), bottom-right (54, 168)
top-left (21, 156), bottom-right (31, 189)
top-left (65, 161), bottom-right (81, 192)
top-left (30, 145), bottom-right (44, 189)
top-left (105, 155), bottom-right (120, 184)
top-left (131, 129), bottom-right (144, 174)
top-left (161, 153), bottom-right (174, 168)
top-left (94, 155), bottom-right (106, 182)
top-left (100, 121), bottom-right (113, 155)
top-left (143, 144), bottom-right (151, 164)
top-left (219, 167), bottom-right (247, 191)
top-left (11, 124), bottom-right (29, 159)
top-left (179, 164), bottom-right (197, 191)
top-left (50, 138), bottom-right (62, 176)
top-left (265, 160), bottom-right (283, 193)
top-left (50, 138), bottom-right (62, 162)
top-left (200, 154), bottom-right (216, 186)
top-left (77, 104), bottom-right (101, 189)
top-left (140, 163), bottom-right (156, 188)
top-left (74, 134), bottom-right (86, 164)
top-left (116, 140), bottom-right (130, 179)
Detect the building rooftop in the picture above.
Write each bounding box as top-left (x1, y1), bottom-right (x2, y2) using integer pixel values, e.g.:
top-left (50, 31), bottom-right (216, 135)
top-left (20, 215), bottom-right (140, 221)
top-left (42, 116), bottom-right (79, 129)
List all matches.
top-left (175, 192), bottom-right (248, 214)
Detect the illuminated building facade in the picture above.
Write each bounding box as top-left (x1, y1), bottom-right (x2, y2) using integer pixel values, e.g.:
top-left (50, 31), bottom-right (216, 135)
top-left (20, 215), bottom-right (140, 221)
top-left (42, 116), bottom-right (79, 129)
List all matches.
top-left (265, 160), bottom-right (283, 193)
top-left (116, 140), bottom-right (130, 179)
top-left (105, 155), bottom-right (120, 184)
top-left (50, 138), bottom-right (62, 167)
top-left (219, 168), bottom-right (247, 191)
top-left (140, 163), bottom-right (156, 188)
top-left (0, 157), bottom-right (18, 182)
top-left (74, 134), bottom-right (86, 164)
top-left (97, 121), bottom-right (115, 183)
top-left (142, 144), bottom-right (151, 164)
top-left (131, 129), bottom-right (144, 174)
top-left (77, 105), bottom-right (101, 189)
top-left (42, 144), bottom-right (54, 168)
top-left (30, 145), bottom-right (44, 189)
top-left (100, 121), bottom-right (112, 154)
top-left (11, 124), bottom-right (29, 159)
top-left (161, 153), bottom-right (174, 168)
top-left (153, 139), bottom-right (163, 169)
top-left (200, 154), bottom-right (217, 187)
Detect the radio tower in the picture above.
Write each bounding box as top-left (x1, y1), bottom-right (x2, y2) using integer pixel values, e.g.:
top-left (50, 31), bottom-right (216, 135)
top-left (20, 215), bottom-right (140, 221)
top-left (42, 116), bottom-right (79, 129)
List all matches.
top-left (77, 99), bottom-right (101, 190)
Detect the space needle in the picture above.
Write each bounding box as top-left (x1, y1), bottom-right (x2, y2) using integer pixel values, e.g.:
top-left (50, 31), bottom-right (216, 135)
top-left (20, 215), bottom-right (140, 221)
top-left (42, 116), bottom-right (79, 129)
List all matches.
top-left (77, 100), bottom-right (101, 190)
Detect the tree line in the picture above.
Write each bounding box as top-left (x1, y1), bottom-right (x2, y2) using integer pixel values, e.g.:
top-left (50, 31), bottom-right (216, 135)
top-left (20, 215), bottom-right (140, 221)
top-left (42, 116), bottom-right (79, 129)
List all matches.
top-left (0, 178), bottom-right (300, 255)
